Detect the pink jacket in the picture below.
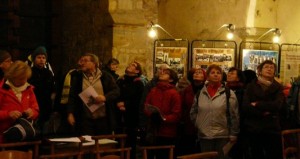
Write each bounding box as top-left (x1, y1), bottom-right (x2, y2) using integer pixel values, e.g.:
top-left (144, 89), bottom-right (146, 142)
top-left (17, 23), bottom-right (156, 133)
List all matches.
top-left (0, 81), bottom-right (39, 143)
top-left (145, 82), bottom-right (181, 138)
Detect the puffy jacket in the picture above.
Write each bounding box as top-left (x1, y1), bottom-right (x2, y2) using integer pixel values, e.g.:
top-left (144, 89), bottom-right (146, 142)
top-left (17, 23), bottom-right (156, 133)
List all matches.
top-left (144, 82), bottom-right (181, 137)
top-left (190, 84), bottom-right (239, 139)
top-left (0, 81), bottom-right (39, 143)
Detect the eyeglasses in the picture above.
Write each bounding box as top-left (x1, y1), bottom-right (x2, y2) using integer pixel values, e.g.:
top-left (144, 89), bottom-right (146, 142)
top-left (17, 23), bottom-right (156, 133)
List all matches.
top-left (2, 58), bottom-right (12, 63)
top-left (79, 58), bottom-right (92, 63)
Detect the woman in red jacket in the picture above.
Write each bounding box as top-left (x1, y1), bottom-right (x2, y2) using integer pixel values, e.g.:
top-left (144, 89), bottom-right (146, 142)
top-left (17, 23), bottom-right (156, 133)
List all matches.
top-left (0, 61), bottom-right (39, 143)
top-left (144, 68), bottom-right (181, 159)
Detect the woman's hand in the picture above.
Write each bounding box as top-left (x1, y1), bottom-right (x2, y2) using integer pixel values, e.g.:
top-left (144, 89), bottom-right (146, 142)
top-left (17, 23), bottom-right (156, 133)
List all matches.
top-left (24, 108), bottom-right (33, 119)
top-left (9, 111), bottom-right (22, 120)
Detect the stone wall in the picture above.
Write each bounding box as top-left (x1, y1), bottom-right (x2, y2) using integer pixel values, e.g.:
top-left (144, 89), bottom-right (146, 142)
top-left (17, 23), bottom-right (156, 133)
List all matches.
top-left (109, 0), bottom-right (158, 78)
top-left (54, 0), bottom-right (157, 79)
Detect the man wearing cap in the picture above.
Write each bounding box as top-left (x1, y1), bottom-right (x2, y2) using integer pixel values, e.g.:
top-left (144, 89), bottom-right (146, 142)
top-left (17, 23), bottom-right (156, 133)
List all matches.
top-left (0, 50), bottom-right (13, 81)
top-left (28, 46), bottom-right (55, 136)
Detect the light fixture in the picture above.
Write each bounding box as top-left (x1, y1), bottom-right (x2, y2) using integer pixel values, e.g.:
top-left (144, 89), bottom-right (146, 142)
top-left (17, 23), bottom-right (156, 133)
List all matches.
top-left (214, 23), bottom-right (235, 40)
top-left (147, 22), bottom-right (175, 39)
top-left (148, 28), bottom-right (157, 38)
top-left (256, 28), bottom-right (281, 43)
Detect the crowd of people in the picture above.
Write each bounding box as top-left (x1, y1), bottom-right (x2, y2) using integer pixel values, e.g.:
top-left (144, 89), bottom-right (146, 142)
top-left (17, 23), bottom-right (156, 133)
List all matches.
top-left (0, 48), bottom-right (292, 159)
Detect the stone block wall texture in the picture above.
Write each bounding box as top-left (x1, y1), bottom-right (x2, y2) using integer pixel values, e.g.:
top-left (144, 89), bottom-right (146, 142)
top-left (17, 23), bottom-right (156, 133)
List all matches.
top-left (2, 0), bottom-right (300, 81)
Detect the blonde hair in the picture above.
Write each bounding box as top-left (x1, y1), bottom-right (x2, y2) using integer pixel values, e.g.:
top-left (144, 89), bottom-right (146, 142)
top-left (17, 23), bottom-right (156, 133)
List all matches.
top-left (5, 60), bottom-right (32, 81)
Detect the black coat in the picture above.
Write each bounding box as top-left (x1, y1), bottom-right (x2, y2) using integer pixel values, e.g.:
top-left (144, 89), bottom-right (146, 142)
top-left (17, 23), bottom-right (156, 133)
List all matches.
top-left (242, 79), bottom-right (284, 134)
top-left (117, 75), bottom-right (144, 128)
top-left (67, 70), bottom-right (120, 131)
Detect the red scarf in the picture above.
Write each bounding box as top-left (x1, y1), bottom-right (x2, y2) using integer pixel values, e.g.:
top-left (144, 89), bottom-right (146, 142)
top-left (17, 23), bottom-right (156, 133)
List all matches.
top-left (207, 82), bottom-right (221, 97)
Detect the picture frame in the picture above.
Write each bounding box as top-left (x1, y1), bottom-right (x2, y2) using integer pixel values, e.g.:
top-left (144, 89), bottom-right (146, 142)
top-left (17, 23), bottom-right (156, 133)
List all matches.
top-left (242, 49), bottom-right (279, 73)
top-left (154, 47), bottom-right (188, 79)
top-left (192, 48), bottom-right (235, 73)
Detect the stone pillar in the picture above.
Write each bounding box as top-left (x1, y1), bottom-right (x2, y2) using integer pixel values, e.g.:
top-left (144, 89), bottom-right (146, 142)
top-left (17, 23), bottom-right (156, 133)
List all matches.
top-left (109, 0), bottom-right (158, 78)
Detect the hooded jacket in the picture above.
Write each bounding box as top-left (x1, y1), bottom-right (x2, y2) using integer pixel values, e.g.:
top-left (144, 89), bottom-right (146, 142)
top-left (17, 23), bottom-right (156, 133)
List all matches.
top-left (0, 80), bottom-right (39, 143)
top-left (144, 82), bottom-right (181, 137)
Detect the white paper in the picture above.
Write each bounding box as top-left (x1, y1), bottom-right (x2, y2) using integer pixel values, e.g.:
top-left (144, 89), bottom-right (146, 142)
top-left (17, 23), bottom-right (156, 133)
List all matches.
top-left (78, 86), bottom-right (104, 113)
top-left (48, 137), bottom-right (81, 143)
top-left (80, 135), bottom-right (117, 146)
top-left (48, 136), bottom-right (117, 146)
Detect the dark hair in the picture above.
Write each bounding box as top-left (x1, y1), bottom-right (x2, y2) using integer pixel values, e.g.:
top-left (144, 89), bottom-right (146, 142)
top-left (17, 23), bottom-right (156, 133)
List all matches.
top-left (228, 67), bottom-right (245, 83)
top-left (257, 60), bottom-right (277, 75)
top-left (133, 61), bottom-right (143, 76)
top-left (106, 58), bottom-right (119, 66)
top-left (0, 50), bottom-right (11, 63)
top-left (206, 64), bottom-right (222, 77)
top-left (243, 69), bottom-right (257, 85)
top-left (164, 68), bottom-right (179, 85)
top-left (187, 68), bottom-right (206, 83)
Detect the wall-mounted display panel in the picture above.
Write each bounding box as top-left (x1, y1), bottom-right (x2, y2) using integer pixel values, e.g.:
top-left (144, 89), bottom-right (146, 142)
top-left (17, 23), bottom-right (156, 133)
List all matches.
top-left (280, 44), bottom-right (300, 84)
top-left (242, 49), bottom-right (279, 72)
top-left (155, 46), bottom-right (188, 78)
top-left (153, 39), bottom-right (189, 79)
top-left (192, 48), bottom-right (235, 72)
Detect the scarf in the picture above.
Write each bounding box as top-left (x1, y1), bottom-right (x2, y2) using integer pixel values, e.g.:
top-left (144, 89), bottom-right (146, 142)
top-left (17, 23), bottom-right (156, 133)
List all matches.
top-left (206, 82), bottom-right (221, 98)
top-left (257, 76), bottom-right (272, 91)
top-left (6, 80), bottom-right (30, 102)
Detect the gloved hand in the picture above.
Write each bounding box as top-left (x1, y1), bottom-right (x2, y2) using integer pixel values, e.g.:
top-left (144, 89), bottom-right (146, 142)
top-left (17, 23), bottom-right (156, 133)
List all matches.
top-left (150, 112), bottom-right (163, 125)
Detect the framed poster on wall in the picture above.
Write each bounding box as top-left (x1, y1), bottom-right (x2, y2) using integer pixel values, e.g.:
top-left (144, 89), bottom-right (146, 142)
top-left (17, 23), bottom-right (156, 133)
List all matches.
top-left (155, 47), bottom-right (188, 78)
top-left (281, 50), bottom-right (300, 84)
top-left (242, 49), bottom-right (279, 73)
top-left (192, 48), bottom-right (235, 72)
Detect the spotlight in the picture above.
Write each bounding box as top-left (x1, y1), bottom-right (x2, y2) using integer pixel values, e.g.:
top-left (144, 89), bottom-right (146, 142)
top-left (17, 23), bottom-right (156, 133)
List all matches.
top-left (273, 35), bottom-right (280, 43)
top-left (148, 28), bottom-right (157, 38)
top-left (147, 22), bottom-right (175, 39)
top-left (213, 23), bottom-right (235, 40)
top-left (256, 28), bottom-right (281, 43)
top-left (227, 32), bottom-right (234, 40)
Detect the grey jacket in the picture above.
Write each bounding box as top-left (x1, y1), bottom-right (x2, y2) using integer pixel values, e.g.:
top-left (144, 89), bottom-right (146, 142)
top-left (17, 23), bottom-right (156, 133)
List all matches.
top-left (190, 84), bottom-right (239, 139)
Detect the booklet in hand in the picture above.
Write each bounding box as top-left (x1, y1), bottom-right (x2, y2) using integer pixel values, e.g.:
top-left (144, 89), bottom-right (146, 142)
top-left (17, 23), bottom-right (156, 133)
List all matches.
top-left (79, 86), bottom-right (104, 113)
top-left (145, 104), bottom-right (166, 121)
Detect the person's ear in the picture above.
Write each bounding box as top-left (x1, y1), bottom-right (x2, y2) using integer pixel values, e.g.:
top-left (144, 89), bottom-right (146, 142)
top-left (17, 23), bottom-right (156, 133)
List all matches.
top-left (168, 78), bottom-right (174, 83)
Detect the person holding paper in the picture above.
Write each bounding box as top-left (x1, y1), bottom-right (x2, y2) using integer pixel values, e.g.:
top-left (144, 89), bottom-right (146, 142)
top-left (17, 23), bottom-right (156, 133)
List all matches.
top-left (190, 64), bottom-right (239, 159)
top-left (144, 68), bottom-right (181, 159)
top-left (67, 53), bottom-right (120, 136)
top-left (116, 61), bottom-right (144, 159)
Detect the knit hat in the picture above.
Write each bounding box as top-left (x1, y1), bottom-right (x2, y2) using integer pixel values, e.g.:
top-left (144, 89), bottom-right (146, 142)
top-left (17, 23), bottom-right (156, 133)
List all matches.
top-left (31, 46), bottom-right (47, 61)
top-left (0, 50), bottom-right (11, 63)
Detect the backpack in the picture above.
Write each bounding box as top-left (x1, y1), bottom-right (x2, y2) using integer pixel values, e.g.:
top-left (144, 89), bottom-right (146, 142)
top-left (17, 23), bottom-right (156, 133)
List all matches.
top-left (3, 116), bottom-right (39, 142)
top-left (195, 86), bottom-right (232, 132)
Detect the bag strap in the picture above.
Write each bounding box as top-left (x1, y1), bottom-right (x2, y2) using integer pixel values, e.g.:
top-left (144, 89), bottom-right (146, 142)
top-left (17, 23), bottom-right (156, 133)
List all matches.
top-left (196, 86), bottom-right (231, 133)
top-left (225, 87), bottom-right (231, 134)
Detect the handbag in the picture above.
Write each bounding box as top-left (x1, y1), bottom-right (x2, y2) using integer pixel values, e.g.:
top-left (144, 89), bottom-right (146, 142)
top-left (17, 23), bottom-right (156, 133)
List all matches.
top-left (3, 116), bottom-right (39, 142)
